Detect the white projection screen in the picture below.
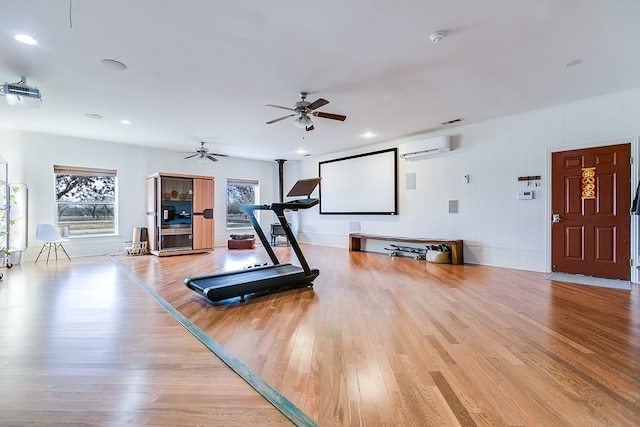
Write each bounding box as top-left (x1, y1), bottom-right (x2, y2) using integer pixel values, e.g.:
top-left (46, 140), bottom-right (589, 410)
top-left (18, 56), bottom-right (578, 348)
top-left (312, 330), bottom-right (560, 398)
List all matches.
top-left (319, 148), bottom-right (397, 215)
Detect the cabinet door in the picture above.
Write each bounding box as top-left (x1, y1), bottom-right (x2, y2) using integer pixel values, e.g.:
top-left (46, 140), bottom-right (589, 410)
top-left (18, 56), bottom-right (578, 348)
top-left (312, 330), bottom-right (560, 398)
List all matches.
top-left (159, 176), bottom-right (193, 251)
top-left (192, 178), bottom-right (214, 250)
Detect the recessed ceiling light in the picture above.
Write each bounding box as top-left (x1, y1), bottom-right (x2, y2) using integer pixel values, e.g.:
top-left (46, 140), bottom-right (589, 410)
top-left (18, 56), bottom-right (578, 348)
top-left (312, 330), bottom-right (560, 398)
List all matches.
top-left (14, 34), bottom-right (38, 45)
top-left (101, 59), bottom-right (127, 71)
top-left (120, 119), bottom-right (131, 125)
top-left (361, 131), bottom-right (376, 138)
top-left (566, 59), bottom-right (582, 67)
top-left (86, 113), bottom-right (103, 119)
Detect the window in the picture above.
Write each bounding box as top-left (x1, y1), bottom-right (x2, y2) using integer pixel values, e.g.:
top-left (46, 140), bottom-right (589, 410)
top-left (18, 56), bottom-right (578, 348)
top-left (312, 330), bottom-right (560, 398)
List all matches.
top-left (226, 179), bottom-right (259, 229)
top-left (54, 166), bottom-right (117, 236)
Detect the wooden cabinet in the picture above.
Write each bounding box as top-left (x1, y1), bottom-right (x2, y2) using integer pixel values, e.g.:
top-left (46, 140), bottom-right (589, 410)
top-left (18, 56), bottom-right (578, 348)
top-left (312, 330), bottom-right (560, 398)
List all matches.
top-left (146, 172), bottom-right (214, 256)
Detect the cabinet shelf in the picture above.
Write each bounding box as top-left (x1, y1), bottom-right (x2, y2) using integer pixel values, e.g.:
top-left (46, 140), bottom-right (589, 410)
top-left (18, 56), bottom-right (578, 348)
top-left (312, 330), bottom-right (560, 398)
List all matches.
top-left (160, 227), bottom-right (191, 236)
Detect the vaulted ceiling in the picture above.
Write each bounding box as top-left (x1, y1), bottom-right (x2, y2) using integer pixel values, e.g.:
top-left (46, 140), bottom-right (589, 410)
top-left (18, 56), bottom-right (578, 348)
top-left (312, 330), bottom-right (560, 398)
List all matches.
top-left (1, 1), bottom-right (639, 161)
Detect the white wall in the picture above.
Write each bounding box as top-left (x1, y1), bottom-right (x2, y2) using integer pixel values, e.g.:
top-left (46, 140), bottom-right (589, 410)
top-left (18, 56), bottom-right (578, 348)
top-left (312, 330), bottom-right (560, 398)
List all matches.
top-left (3, 87), bottom-right (640, 278)
top-left (295, 87), bottom-right (640, 279)
top-left (0, 130), bottom-right (282, 261)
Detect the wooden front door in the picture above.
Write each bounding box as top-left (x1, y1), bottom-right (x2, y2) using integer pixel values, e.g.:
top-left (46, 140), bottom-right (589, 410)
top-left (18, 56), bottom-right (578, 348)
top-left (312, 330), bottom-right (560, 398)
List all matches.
top-left (551, 144), bottom-right (631, 280)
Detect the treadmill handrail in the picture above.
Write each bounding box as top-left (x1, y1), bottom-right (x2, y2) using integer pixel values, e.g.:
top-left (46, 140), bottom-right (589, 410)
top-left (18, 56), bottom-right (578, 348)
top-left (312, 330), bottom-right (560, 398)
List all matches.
top-left (240, 204), bottom-right (280, 265)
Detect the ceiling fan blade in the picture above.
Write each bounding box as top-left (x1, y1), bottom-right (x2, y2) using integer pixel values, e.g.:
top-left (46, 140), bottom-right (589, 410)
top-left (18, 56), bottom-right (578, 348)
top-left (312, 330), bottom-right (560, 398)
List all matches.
top-left (184, 154), bottom-right (198, 159)
top-left (313, 111), bottom-right (347, 121)
top-left (210, 153), bottom-right (228, 157)
top-left (266, 114), bottom-right (295, 124)
top-left (307, 98), bottom-right (329, 111)
top-left (206, 154), bottom-right (219, 162)
top-left (265, 104), bottom-right (294, 111)
top-left (305, 125), bottom-right (315, 132)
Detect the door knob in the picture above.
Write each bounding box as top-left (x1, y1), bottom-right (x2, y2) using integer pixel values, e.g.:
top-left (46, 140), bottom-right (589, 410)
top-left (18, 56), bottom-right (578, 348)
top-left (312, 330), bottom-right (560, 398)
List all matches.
top-left (552, 213), bottom-right (562, 223)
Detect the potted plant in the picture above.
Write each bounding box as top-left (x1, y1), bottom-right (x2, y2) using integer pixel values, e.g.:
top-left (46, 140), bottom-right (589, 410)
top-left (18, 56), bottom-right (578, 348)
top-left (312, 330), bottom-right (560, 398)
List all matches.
top-left (0, 247), bottom-right (12, 269)
top-left (0, 183), bottom-right (27, 265)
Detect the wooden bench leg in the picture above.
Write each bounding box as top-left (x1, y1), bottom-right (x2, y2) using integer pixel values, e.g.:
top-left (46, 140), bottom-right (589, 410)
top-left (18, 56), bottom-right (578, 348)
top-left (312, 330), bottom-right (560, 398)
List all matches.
top-left (349, 236), bottom-right (362, 251)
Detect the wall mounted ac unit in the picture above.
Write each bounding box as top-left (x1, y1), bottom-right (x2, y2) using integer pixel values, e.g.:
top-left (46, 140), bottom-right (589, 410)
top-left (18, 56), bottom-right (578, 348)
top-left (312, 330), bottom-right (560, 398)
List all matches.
top-left (398, 135), bottom-right (450, 159)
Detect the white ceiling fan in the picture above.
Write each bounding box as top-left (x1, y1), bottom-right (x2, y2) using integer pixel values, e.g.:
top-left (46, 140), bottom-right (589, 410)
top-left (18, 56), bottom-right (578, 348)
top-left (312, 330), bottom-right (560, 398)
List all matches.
top-left (180, 141), bottom-right (228, 162)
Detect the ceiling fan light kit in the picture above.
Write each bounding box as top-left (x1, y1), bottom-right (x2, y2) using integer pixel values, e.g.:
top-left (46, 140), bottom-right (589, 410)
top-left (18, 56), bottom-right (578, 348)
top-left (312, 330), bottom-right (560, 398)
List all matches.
top-left (294, 114), bottom-right (313, 129)
top-left (266, 92), bottom-right (346, 131)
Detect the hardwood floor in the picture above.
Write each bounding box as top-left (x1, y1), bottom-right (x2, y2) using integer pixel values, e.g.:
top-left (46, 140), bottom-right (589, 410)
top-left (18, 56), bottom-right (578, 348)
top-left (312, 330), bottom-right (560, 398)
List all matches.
top-left (0, 256), bottom-right (293, 426)
top-left (2, 245), bottom-right (640, 426)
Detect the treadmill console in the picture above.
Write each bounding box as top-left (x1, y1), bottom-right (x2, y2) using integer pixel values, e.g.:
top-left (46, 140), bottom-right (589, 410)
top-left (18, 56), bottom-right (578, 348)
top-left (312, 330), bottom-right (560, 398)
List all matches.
top-left (278, 177), bottom-right (322, 211)
top-left (279, 198), bottom-right (319, 210)
top-left (286, 177), bottom-right (321, 198)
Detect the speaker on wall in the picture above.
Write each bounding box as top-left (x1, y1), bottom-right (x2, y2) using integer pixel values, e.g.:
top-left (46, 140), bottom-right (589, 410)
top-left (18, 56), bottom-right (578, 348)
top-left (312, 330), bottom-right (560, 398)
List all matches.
top-left (406, 172), bottom-right (417, 190)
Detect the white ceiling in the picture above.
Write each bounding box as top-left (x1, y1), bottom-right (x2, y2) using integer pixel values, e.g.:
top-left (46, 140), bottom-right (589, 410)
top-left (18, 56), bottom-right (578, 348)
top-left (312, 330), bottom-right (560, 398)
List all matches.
top-left (1, 1), bottom-right (639, 161)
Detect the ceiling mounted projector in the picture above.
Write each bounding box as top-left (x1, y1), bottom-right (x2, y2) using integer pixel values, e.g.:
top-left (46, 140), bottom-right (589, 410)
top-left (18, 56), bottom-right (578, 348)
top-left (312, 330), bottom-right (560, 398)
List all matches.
top-left (2, 77), bottom-right (42, 107)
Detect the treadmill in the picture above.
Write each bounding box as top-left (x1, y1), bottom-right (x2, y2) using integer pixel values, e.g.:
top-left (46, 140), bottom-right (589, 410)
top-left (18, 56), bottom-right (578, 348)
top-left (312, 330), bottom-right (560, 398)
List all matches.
top-left (184, 177), bottom-right (321, 303)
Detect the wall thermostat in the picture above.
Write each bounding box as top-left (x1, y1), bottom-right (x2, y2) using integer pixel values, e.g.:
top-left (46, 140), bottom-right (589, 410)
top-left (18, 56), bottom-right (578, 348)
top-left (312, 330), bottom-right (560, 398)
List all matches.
top-left (517, 190), bottom-right (533, 200)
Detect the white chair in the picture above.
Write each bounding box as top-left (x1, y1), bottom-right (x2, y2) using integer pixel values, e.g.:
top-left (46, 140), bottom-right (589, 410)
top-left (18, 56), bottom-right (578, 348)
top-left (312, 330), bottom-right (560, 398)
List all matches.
top-left (35, 224), bottom-right (71, 264)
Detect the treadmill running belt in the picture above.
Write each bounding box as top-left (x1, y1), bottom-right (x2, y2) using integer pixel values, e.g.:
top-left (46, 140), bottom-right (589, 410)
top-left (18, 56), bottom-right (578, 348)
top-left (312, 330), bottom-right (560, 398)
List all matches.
top-left (185, 264), bottom-right (312, 302)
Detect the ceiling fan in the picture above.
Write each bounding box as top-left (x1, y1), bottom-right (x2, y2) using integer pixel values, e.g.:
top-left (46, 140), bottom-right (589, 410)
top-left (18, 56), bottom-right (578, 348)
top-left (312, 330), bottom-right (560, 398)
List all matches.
top-left (180, 141), bottom-right (227, 162)
top-left (265, 92), bottom-right (346, 131)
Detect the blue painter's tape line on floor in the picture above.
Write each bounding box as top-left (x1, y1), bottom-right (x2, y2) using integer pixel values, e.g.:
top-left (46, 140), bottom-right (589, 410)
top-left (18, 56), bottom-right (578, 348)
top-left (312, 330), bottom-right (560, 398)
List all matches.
top-left (107, 255), bottom-right (319, 427)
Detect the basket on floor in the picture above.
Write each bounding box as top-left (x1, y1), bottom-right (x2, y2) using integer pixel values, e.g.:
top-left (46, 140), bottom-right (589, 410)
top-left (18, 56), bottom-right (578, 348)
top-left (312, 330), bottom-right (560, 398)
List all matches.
top-left (124, 241), bottom-right (148, 256)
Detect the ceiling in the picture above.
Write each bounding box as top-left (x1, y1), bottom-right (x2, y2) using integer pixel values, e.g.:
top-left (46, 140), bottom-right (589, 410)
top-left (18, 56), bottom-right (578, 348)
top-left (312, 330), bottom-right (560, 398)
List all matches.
top-left (1, 1), bottom-right (639, 162)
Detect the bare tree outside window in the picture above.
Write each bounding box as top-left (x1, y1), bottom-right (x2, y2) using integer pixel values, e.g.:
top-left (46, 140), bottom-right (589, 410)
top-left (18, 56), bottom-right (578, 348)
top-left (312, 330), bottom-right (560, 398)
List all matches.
top-left (226, 179), bottom-right (259, 229)
top-left (54, 166), bottom-right (117, 235)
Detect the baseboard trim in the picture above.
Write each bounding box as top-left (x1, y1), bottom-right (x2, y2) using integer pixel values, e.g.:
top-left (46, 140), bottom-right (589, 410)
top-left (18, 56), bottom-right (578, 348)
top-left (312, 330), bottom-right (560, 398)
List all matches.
top-left (546, 272), bottom-right (631, 290)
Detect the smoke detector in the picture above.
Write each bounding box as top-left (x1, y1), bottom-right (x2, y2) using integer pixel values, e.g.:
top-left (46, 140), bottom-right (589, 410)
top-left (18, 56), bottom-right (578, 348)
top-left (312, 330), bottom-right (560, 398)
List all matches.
top-left (429, 31), bottom-right (446, 44)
